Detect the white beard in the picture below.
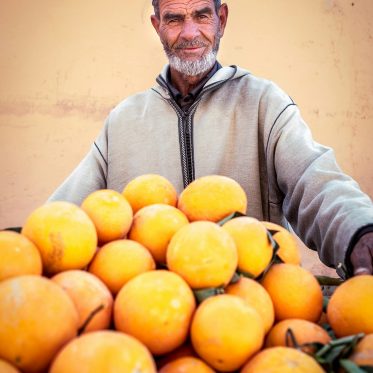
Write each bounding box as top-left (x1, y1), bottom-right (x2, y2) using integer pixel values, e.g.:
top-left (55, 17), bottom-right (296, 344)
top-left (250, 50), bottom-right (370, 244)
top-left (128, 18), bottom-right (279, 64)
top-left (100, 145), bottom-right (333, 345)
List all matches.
top-left (167, 49), bottom-right (218, 77)
top-left (162, 32), bottom-right (221, 77)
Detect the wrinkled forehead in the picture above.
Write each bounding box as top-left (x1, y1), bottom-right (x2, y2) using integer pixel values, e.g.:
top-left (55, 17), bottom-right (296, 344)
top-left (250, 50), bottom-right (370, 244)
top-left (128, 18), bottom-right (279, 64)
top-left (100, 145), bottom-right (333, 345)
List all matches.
top-left (158, 0), bottom-right (216, 16)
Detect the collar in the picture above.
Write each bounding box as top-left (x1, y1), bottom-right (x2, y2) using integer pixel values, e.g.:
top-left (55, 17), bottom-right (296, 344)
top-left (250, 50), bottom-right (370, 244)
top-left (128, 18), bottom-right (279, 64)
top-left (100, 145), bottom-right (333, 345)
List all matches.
top-left (164, 61), bottom-right (222, 109)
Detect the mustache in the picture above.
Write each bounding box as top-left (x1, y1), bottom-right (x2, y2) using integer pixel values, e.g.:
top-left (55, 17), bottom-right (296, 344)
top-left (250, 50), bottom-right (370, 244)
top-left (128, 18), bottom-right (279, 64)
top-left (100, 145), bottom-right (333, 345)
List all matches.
top-left (175, 39), bottom-right (207, 49)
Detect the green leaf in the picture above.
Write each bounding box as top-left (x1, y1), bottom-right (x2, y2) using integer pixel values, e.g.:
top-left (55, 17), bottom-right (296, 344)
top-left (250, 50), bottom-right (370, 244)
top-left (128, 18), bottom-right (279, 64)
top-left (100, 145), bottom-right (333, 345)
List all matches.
top-left (329, 334), bottom-right (365, 348)
top-left (315, 333), bottom-right (365, 367)
top-left (267, 231), bottom-right (280, 254)
top-left (316, 276), bottom-right (344, 287)
top-left (193, 287), bottom-right (225, 303)
top-left (236, 268), bottom-right (256, 280)
top-left (339, 359), bottom-right (369, 373)
top-left (285, 328), bottom-right (300, 349)
top-left (229, 272), bottom-right (241, 284)
top-left (255, 231), bottom-right (282, 280)
top-left (78, 304), bottom-right (105, 335)
top-left (316, 344), bottom-right (346, 364)
top-left (267, 229), bottom-right (280, 236)
top-left (315, 343), bottom-right (333, 359)
top-left (272, 255), bottom-right (285, 264)
top-left (216, 211), bottom-right (246, 226)
top-left (360, 367), bottom-right (373, 373)
top-left (3, 226), bottom-right (22, 233)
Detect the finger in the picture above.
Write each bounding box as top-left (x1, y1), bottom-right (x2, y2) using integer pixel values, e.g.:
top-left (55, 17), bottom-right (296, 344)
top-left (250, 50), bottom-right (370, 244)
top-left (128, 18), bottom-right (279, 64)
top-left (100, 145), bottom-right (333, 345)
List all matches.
top-left (350, 247), bottom-right (373, 276)
top-left (353, 267), bottom-right (372, 276)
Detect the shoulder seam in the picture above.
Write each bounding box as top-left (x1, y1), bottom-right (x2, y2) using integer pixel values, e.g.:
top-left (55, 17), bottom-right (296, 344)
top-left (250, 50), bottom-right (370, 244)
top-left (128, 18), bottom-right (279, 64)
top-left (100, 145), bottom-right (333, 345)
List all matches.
top-left (265, 102), bottom-right (297, 156)
top-left (94, 142), bottom-right (108, 167)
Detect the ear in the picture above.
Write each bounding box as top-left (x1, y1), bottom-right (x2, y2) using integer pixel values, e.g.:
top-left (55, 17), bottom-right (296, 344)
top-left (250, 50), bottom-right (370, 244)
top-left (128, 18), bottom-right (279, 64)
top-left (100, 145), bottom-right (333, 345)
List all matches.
top-left (217, 3), bottom-right (228, 37)
top-left (150, 14), bottom-right (160, 35)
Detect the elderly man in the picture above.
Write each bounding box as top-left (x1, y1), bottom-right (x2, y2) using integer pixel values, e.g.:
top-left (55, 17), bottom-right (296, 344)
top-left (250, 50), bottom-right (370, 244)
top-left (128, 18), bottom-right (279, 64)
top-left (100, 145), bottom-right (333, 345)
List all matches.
top-left (49, 0), bottom-right (373, 277)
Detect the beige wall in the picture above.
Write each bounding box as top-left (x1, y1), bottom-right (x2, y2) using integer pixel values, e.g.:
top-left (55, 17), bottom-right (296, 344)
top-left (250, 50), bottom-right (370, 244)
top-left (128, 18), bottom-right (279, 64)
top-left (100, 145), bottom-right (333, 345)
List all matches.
top-left (1, 1), bottom-right (372, 274)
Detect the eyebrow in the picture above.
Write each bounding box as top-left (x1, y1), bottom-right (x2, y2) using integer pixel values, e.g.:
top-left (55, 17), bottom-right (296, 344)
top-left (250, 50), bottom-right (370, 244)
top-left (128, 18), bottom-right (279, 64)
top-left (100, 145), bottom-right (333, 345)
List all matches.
top-left (162, 12), bottom-right (184, 22)
top-left (162, 6), bottom-right (214, 22)
top-left (193, 7), bottom-right (213, 17)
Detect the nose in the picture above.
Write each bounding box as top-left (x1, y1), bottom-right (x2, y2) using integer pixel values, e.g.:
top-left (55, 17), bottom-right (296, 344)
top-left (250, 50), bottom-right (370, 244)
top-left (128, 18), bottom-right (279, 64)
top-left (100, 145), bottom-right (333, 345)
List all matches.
top-left (179, 18), bottom-right (200, 40)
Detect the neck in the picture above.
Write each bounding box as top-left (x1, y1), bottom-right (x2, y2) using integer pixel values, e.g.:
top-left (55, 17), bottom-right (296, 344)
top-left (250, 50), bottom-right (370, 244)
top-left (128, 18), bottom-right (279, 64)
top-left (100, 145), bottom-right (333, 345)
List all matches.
top-left (169, 68), bottom-right (211, 96)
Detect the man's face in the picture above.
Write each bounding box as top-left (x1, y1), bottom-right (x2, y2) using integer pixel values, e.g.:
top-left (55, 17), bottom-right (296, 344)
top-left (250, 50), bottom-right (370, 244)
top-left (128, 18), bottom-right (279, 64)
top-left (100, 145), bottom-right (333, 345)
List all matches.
top-left (151, 0), bottom-right (228, 76)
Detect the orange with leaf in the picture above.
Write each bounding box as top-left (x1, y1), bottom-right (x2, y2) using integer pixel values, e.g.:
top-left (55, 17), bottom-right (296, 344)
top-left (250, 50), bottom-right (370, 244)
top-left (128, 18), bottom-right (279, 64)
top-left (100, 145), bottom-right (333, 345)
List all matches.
top-left (166, 221), bottom-right (238, 289)
top-left (261, 263), bottom-right (323, 322)
top-left (50, 331), bottom-right (156, 373)
top-left (177, 175), bottom-right (247, 222)
top-left (222, 217), bottom-right (273, 278)
top-left (327, 275), bottom-right (373, 337)
top-left (240, 346), bottom-right (325, 372)
top-left (262, 221), bottom-right (301, 265)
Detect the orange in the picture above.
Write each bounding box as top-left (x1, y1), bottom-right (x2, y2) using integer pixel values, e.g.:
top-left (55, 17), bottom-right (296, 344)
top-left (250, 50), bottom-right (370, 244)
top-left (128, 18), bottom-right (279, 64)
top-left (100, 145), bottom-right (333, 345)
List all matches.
top-left (262, 221), bottom-right (301, 264)
top-left (240, 346), bottom-right (325, 372)
top-left (128, 204), bottom-right (189, 264)
top-left (49, 330), bottom-right (156, 373)
top-left (225, 277), bottom-right (274, 334)
top-left (166, 221), bottom-right (238, 289)
top-left (327, 275), bottom-right (373, 337)
top-left (0, 230), bottom-right (42, 281)
top-left (222, 217), bottom-right (273, 278)
top-left (51, 270), bottom-right (113, 333)
top-left (159, 356), bottom-right (215, 373)
top-left (191, 294), bottom-right (264, 372)
top-left (0, 359), bottom-right (20, 373)
top-left (0, 275), bottom-right (79, 372)
top-left (21, 201), bottom-right (97, 275)
top-left (348, 333), bottom-right (373, 366)
top-left (177, 175), bottom-right (247, 222)
top-left (81, 189), bottom-right (133, 245)
top-left (122, 174), bottom-right (177, 214)
top-left (265, 319), bottom-right (331, 353)
top-left (88, 239), bottom-right (155, 295)
top-left (156, 342), bottom-right (196, 370)
top-left (114, 270), bottom-right (195, 355)
top-left (261, 263), bottom-right (323, 322)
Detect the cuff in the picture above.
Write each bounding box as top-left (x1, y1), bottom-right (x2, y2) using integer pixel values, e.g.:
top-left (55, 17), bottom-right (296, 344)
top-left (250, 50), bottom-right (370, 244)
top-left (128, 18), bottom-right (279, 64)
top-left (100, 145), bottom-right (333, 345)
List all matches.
top-left (343, 224), bottom-right (373, 278)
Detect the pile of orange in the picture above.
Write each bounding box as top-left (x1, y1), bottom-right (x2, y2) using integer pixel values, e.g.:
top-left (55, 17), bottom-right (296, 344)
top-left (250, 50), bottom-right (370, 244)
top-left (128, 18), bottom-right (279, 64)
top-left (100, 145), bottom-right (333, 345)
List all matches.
top-left (0, 173), bottom-right (372, 372)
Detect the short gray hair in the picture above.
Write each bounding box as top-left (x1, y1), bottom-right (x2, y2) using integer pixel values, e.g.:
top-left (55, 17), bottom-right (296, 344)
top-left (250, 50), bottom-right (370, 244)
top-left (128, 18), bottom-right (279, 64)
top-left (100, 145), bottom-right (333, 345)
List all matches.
top-left (152, 0), bottom-right (221, 19)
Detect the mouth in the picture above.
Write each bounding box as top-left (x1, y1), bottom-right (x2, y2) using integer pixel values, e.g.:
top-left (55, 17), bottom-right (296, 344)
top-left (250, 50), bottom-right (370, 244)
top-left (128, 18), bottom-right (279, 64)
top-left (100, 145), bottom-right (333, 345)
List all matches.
top-left (176, 46), bottom-right (206, 56)
top-left (176, 40), bottom-right (207, 50)
top-left (181, 47), bottom-right (203, 52)
top-left (182, 46), bottom-right (204, 51)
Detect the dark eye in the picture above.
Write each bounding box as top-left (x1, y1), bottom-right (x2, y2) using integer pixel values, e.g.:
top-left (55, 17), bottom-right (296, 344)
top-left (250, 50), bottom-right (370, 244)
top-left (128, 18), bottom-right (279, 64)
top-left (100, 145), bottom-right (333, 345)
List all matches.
top-left (167, 18), bottom-right (181, 25)
top-left (198, 14), bottom-right (208, 20)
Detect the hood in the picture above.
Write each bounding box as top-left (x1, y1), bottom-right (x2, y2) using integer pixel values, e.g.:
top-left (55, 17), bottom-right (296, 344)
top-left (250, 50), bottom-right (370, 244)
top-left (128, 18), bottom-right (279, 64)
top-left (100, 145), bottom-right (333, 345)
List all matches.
top-left (153, 64), bottom-right (251, 99)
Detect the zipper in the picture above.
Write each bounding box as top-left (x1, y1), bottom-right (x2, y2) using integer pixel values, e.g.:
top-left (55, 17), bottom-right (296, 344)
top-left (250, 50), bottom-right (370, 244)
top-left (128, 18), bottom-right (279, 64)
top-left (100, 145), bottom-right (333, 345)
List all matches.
top-left (154, 66), bottom-right (239, 188)
top-left (167, 99), bottom-right (200, 188)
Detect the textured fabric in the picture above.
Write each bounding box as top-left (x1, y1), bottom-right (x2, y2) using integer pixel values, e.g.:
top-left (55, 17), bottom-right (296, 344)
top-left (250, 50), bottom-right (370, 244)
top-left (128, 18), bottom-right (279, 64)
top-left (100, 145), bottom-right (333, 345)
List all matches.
top-left (48, 65), bottom-right (373, 270)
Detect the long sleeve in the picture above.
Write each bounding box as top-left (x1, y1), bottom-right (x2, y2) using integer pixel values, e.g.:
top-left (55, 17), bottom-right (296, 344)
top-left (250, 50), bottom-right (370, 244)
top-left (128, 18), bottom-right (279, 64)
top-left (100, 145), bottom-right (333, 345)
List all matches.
top-left (47, 119), bottom-right (109, 206)
top-left (266, 103), bottom-right (373, 269)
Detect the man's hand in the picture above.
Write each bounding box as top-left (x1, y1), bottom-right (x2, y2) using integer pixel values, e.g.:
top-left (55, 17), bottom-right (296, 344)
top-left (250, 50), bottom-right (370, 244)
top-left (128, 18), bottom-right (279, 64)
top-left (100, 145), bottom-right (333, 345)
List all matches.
top-left (350, 232), bottom-right (373, 276)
